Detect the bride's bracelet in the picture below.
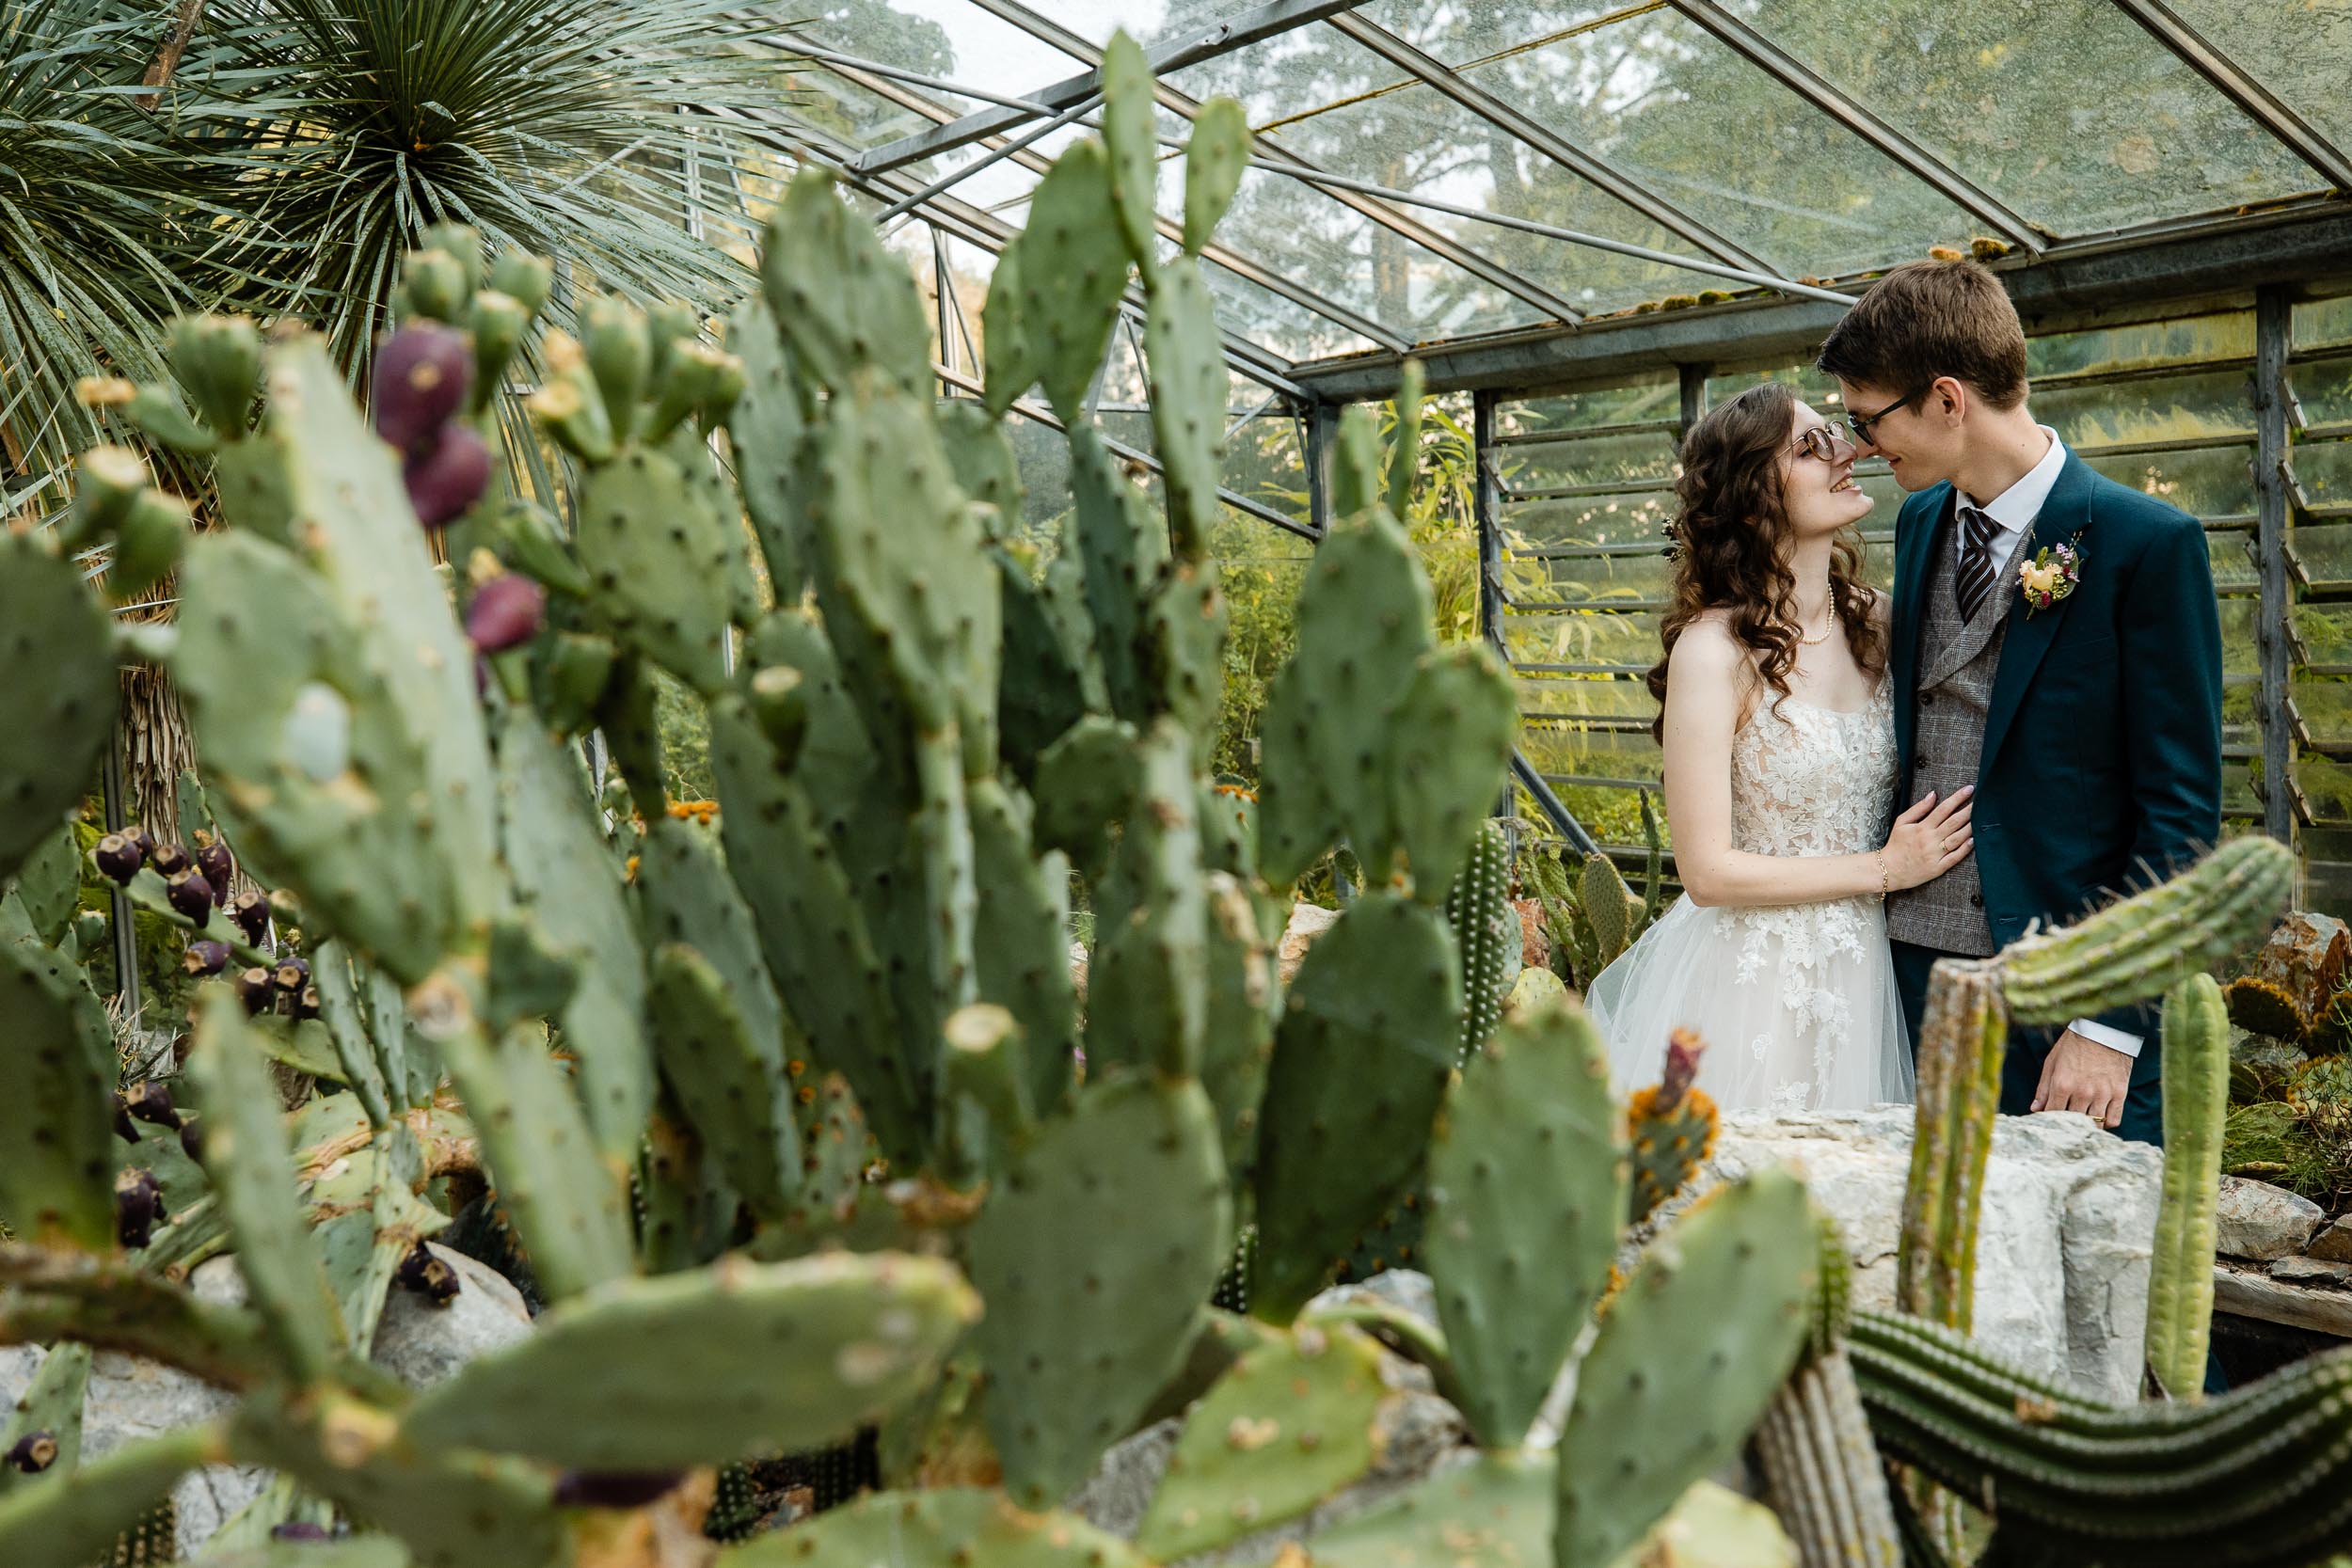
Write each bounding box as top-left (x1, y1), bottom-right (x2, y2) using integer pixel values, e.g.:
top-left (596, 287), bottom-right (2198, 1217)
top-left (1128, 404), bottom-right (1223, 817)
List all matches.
top-left (1876, 850), bottom-right (1889, 898)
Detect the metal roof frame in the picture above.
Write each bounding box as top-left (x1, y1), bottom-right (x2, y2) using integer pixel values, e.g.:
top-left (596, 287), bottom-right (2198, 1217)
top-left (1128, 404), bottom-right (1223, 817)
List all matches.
top-left (961, 0), bottom-right (1593, 326)
top-left (803, 46), bottom-right (1414, 352)
top-left (2107, 0), bottom-right (2352, 194)
top-left (1285, 204), bottom-right (2352, 401)
top-left (1663, 0), bottom-right (2046, 256)
top-left (850, 0), bottom-right (1365, 175)
top-left (1320, 11), bottom-right (1781, 279)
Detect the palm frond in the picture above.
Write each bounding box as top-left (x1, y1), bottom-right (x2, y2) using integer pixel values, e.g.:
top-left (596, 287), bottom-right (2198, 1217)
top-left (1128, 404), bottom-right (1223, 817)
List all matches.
top-left (0, 0), bottom-right (234, 489)
top-left (188, 0), bottom-right (797, 367)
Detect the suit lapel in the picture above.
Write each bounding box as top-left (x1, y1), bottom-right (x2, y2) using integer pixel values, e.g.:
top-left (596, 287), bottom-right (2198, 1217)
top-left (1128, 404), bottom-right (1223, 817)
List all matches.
top-left (1892, 484), bottom-right (1954, 781)
top-left (1979, 448), bottom-right (2098, 774)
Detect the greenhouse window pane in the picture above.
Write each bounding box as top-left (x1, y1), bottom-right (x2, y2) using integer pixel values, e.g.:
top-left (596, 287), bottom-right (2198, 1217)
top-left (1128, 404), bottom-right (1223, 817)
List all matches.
top-left (2033, 369), bottom-right (2256, 451)
top-left (2294, 356), bottom-right (2352, 433)
top-left (1711, 0), bottom-right (2318, 237)
top-left (1501, 375), bottom-right (1678, 434)
top-left (2026, 312), bottom-right (2256, 379)
top-left (2296, 293), bottom-right (2352, 355)
top-left (1504, 487), bottom-right (1679, 550)
top-left (1450, 8), bottom-right (1978, 283)
top-left (812, 1), bottom-right (1107, 107)
top-left (1168, 27), bottom-right (1733, 319)
top-left (2156, 0), bottom-right (2352, 172)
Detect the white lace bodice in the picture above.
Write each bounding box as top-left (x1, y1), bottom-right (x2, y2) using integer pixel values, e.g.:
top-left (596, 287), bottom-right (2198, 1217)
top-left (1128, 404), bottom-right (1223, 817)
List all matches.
top-left (1729, 684), bottom-right (1899, 857)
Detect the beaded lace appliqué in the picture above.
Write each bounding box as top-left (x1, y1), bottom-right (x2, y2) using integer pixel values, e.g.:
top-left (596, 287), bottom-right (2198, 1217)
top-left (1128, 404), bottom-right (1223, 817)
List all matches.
top-left (1724, 685), bottom-right (1898, 1107)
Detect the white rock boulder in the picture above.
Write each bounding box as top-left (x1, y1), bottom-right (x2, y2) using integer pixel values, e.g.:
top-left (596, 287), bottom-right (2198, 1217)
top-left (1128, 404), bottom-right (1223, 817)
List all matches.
top-left (1692, 1107), bottom-right (2163, 1403)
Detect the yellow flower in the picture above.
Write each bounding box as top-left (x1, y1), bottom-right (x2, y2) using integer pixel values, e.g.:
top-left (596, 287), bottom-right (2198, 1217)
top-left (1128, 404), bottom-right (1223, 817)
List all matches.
top-left (2019, 560), bottom-right (2065, 598)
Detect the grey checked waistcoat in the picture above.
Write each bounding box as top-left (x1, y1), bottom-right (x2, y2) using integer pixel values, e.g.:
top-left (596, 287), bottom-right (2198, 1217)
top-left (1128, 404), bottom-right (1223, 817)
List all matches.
top-left (1885, 504), bottom-right (2035, 957)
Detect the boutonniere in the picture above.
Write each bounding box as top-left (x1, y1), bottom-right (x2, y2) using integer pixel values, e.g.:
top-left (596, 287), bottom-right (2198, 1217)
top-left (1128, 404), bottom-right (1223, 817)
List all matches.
top-left (2018, 532), bottom-right (2085, 616)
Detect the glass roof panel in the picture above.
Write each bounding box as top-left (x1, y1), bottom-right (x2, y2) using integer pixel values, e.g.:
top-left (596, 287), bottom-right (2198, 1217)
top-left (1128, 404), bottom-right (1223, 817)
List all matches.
top-left (1451, 9), bottom-right (1979, 282)
top-left (1168, 29), bottom-right (1723, 321)
top-left (2159, 0), bottom-right (2352, 164)
top-left (1709, 0), bottom-right (2318, 237)
top-left (801, 1), bottom-right (1100, 103)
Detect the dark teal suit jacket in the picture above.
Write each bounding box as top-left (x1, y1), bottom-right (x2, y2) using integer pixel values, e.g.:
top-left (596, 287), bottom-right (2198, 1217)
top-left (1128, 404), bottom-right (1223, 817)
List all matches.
top-left (1890, 445), bottom-right (2224, 1087)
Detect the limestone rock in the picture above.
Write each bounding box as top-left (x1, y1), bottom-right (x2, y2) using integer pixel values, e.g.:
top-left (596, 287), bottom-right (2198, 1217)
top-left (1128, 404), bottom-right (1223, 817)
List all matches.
top-left (1690, 1106), bottom-right (2162, 1402)
top-left (0, 1243), bottom-right (532, 1558)
top-left (2253, 911), bottom-right (2351, 1013)
top-left (2216, 1175), bottom-right (2323, 1261)
top-left (2311, 1214), bottom-right (2352, 1264)
top-left (2215, 1261), bottom-right (2352, 1338)
top-left (2270, 1254), bottom-right (2352, 1289)
top-left (1276, 900), bottom-right (1342, 986)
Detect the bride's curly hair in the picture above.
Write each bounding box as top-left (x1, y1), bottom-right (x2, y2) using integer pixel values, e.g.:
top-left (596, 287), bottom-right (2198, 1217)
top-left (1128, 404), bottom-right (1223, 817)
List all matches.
top-left (1646, 382), bottom-right (1884, 742)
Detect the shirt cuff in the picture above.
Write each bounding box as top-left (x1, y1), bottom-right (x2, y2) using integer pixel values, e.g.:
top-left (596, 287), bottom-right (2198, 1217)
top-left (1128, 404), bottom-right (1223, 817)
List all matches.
top-left (2068, 1017), bottom-right (2142, 1059)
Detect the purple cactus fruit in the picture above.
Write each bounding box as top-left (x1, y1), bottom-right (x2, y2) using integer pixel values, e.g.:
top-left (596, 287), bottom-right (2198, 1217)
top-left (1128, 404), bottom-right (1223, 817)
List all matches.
top-left (373, 324), bottom-right (473, 453)
top-left (182, 939), bottom-right (231, 977)
top-left (125, 825), bottom-right (155, 860)
top-left (166, 869), bottom-right (215, 922)
top-left (123, 1080), bottom-right (176, 1128)
top-left (230, 890), bottom-right (271, 945)
top-left (237, 966), bottom-right (276, 1015)
top-left (466, 574), bottom-right (545, 655)
top-left (551, 1470), bottom-right (684, 1510)
top-left (270, 1521), bottom-right (330, 1542)
top-left (194, 839), bottom-right (232, 899)
top-left (5, 1432), bottom-right (57, 1474)
top-left (273, 955), bottom-right (310, 993)
top-left (294, 985), bottom-right (322, 1022)
top-left (111, 1092), bottom-right (140, 1146)
top-left (394, 1241), bottom-right (463, 1306)
top-left (94, 832), bottom-right (144, 884)
top-left (403, 420), bottom-right (492, 530)
top-left (179, 1118), bottom-right (204, 1164)
top-left (114, 1167), bottom-right (163, 1248)
top-left (149, 843), bottom-right (190, 879)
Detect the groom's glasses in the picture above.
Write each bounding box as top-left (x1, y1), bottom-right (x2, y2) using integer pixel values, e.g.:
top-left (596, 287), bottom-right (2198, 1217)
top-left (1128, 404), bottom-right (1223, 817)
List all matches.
top-left (1841, 389), bottom-right (1917, 448)
top-left (1790, 424), bottom-right (1855, 464)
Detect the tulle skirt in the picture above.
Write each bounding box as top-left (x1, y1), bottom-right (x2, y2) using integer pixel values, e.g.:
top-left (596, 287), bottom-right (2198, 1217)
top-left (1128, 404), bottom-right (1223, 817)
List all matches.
top-left (1585, 892), bottom-right (1915, 1114)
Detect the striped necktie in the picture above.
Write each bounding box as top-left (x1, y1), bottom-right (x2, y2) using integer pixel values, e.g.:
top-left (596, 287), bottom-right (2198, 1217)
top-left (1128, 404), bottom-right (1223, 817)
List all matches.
top-left (1953, 505), bottom-right (2001, 623)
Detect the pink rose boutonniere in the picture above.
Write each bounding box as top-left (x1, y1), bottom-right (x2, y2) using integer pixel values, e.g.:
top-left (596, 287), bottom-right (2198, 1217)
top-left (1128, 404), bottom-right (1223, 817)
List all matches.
top-left (2018, 534), bottom-right (2085, 616)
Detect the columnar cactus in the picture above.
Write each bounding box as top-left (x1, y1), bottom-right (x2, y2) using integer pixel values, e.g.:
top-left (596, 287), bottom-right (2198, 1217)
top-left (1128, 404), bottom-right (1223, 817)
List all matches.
top-left (2143, 974), bottom-right (2230, 1402)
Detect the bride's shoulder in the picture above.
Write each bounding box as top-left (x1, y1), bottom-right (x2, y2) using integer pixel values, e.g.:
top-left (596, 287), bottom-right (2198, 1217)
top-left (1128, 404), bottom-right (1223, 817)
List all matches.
top-left (1672, 610), bottom-right (1747, 667)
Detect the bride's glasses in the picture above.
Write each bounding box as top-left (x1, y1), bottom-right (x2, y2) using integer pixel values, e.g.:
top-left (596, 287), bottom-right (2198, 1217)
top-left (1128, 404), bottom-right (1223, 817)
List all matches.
top-left (1789, 424), bottom-right (1855, 464)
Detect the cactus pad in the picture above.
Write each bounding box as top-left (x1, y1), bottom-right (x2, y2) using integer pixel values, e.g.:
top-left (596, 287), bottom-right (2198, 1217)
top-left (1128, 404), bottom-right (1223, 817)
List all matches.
top-left (1294, 1449), bottom-right (1551, 1568)
top-left (1136, 1319), bottom-right (1391, 1560)
top-left (646, 942), bottom-right (801, 1224)
top-left (1424, 998), bottom-right (1627, 1449)
top-left (0, 929), bottom-right (117, 1251)
top-left (1007, 139), bottom-right (1133, 422)
top-left (1183, 98), bottom-right (1252, 256)
top-left (402, 1251), bottom-right (977, 1468)
top-left (710, 1487), bottom-right (1149, 1568)
top-left (1558, 1169), bottom-right (1817, 1568)
top-left (1250, 894), bottom-right (1461, 1321)
top-left (0, 1343), bottom-right (88, 1499)
top-left (0, 532), bottom-right (116, 890)
top-left (572, 445), bottom-right (736, 696)
top-left (1143, 259), bottom-right (1226, 560)
top-left (969, 1078), bottom-right (1232, 1507)
top-left (758, 166), bottom-right (931, 399)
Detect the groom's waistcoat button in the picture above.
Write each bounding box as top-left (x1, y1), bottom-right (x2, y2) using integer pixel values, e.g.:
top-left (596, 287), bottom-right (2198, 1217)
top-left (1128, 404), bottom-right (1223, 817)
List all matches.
top-left (1969, 893), bottom-right (1984, 908)
top-left (1921, 693), bottom-right (1935, 706)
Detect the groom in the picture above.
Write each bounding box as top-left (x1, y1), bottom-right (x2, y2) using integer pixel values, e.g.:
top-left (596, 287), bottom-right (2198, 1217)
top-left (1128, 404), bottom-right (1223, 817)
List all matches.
top-left (1820, 258), bottom-right (2222, 1148)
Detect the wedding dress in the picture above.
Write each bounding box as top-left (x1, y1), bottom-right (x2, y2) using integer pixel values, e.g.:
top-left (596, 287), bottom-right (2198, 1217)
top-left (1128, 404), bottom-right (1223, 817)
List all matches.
top-left (1586, 683), bottom-right (1915, 1113)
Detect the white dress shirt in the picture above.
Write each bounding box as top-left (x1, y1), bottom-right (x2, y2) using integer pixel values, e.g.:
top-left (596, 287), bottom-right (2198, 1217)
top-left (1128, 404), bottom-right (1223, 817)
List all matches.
top-left (1957, 428), bottom-right (2141, 1061)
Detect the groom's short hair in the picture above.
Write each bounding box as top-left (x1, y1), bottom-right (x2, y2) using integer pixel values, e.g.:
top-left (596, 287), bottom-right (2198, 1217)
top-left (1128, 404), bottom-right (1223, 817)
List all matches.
top-left (1817, 258), bottom-right (2028, 410)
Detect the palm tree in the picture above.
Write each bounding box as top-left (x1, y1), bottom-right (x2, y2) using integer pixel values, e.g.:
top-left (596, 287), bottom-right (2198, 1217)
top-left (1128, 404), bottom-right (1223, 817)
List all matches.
top-left (1, 0), bottom-right (797, 843)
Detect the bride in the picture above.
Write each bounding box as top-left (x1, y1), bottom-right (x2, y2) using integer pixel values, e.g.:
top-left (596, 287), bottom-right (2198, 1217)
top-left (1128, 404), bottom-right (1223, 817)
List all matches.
top-left (1585, 384), bottom-right (1970, 1113)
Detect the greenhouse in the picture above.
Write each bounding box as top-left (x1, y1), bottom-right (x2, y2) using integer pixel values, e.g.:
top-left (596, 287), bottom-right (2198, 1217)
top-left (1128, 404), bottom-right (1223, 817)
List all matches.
top-left (2, 2), bottom-right (2352, 1566)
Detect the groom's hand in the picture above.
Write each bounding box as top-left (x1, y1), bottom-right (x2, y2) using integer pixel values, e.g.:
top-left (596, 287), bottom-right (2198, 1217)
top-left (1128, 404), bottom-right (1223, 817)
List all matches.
top-left (2031, 1030), bottom-right (2133, 1129)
